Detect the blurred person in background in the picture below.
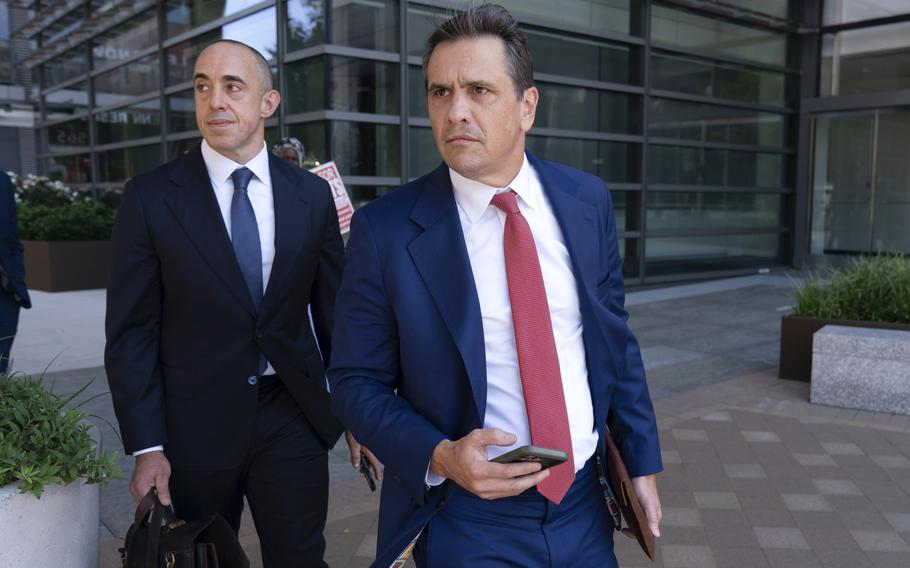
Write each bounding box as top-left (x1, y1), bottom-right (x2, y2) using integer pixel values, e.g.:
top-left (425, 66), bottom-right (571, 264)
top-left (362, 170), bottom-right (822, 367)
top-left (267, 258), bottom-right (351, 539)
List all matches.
top-left (0, 170), bottom-right (31, 374)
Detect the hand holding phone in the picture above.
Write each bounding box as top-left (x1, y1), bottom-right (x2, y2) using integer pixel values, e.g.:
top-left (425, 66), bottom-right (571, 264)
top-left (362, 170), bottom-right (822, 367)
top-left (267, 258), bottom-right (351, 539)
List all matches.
top-left (490, 445), bottom-right (569, 470)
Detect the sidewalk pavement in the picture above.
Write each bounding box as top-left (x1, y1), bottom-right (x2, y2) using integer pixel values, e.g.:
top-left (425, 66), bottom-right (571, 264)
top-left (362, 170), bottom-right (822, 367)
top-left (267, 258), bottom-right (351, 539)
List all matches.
top-left (13, 273), bottom-right (910, 567)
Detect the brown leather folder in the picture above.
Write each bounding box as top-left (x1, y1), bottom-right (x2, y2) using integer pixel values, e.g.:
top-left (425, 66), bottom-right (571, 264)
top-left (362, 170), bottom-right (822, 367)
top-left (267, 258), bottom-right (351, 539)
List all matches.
top-left (605, 433), bottom-right (656, 561)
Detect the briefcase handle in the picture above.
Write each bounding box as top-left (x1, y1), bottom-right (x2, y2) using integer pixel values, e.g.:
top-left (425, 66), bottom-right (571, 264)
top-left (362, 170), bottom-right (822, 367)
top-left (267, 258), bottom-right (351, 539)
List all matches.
top-left (135, 488), bottom-right (180, 567)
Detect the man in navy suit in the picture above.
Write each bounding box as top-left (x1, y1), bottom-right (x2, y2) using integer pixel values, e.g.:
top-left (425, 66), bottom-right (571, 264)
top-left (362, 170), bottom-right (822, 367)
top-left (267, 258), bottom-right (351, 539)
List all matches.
top-left (329, 4), bottom-right (662, 567)
top-left (104, 40), bottom-right (376, 567)
top-left (0, 171), bottom-right (31, 374)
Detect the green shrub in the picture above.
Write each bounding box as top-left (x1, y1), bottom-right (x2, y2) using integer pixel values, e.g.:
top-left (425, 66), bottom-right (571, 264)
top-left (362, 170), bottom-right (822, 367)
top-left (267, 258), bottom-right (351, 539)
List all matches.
top-left (0, 375), bottom-right (120, 498)
top-left (792, 254), bottom-right (910, 324)
top-left (17, 202), bottom-right (116, 241)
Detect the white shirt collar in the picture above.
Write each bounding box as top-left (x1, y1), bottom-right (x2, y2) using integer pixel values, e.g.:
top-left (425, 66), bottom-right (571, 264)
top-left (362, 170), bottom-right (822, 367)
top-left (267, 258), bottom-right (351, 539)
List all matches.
top-left (449, 153), bottom-right (537, 224)
top-left (200, 139), bottom-right (271, 188)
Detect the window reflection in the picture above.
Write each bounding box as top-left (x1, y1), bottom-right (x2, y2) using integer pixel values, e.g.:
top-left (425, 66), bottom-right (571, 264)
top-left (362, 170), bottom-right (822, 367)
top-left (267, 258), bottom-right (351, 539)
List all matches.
top-left (648, 145), bottom-right (783, 188)
top-left (46, 154), bottom-right (93, 185)
top-left (646, 192), bottom-right (781, 231)
top-left (332, 121), bottom-right (400, 177)
top-left (646, 233), bottom-right (779, 275)
top-left (286, 0), bottom-right (325, 52)
top-left (651, 53), bottom-right (787, 106)
top-left (820, 22), bottom-right (910, 97)
top-left (48, 117), bottom-right (90, 152)
top-left (331, 0), bottom-right (398, 52)
top-left (93, 10), bottom-right (158, 69)
top-left (536, 83), bottom-right (640, 134)
top-left (165, 0), bottom-right (264, 38)
top-left (527, 136), bottom-right (638, 183)
top-left (649, 98), bottom-right (785, 147)
top-left (94, 54), bottom-right (160, 107)
top-left (96, 99), bottom-right (162, 145)
top-left (97, 143), bottom-right (163, 182)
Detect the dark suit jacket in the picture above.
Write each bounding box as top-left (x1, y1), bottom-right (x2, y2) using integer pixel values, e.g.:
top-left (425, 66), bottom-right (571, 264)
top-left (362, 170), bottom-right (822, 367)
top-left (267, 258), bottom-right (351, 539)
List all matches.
top-left (105, 146), bottom-right (345, 469)
top-left (328, 153), bottom-right (662, 567)
top-left (0, 172), bottom-right (31, 308)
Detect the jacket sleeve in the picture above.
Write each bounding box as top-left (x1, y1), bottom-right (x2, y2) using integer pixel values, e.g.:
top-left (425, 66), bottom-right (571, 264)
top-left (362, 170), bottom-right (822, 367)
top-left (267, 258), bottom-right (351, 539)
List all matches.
top-left (600, 182), bottom-right (663, 478)
top-left (104, 181), bottom-right (167, 454)
top-left (328, 210), bottom-right (447, 505)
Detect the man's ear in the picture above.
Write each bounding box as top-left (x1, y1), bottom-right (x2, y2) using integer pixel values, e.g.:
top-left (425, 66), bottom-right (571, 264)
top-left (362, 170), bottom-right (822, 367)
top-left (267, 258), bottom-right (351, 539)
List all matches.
top-left (520, 86), bottom-right (538, 132)
top-left (261, 89), bottom-right (281, 118)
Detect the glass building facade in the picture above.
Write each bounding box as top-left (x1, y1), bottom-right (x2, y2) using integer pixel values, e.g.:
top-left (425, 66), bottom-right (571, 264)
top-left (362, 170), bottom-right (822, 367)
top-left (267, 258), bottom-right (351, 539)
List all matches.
top-left (16, 0), bottom-right (910, 284)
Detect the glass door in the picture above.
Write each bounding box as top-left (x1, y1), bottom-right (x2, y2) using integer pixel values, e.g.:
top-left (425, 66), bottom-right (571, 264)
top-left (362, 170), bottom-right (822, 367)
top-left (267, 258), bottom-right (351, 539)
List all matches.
top-left (872, 109), bottom-right (910, 253)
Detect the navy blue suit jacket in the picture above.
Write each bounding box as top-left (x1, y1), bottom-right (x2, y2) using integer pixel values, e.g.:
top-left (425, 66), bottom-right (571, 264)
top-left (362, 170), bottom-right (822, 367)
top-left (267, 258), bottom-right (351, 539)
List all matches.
top-left (105, 146), bottom-right (345, 469)
top-left (0, 172), bottom-right (31, 308)
top-left (329, 153), bottom-right (662, 567)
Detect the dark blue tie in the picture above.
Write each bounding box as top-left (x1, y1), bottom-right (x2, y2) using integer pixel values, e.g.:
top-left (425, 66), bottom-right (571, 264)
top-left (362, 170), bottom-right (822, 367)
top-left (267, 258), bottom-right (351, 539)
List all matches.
top-left (231, 167), bottom-right (268, 375)
top-left (230, 167), bottom-right (262, 309)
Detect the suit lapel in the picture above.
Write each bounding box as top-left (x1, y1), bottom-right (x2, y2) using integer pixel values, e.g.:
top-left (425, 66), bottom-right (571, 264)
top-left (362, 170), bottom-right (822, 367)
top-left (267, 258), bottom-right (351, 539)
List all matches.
top-left (261, 154), bottom-right (309, 307)
top-left (164, 147), bottom-right (257, 317)
top-left (407, 165), bottom-right (488, 422)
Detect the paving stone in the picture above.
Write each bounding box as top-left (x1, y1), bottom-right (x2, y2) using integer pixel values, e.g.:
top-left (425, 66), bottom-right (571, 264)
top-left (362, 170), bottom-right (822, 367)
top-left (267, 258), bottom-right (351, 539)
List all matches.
top-left (850, 530), bottom-right (910, 552)
top-left (781, 494), bottom-right (832, 512)
top-left (712, 547), bottom-right (770, 568)
top-left (801, 527), bottom-right (862, 551)
top-left (815, 548), bottom-right (875, 568)
top-left (724, 464), bottom-right (768, 479)
top-left (823, 442), bottom-right (865, 456)
top-left (660, 545), bottom-right (717, 568)
top-left (662, 507), bottom-right (704, 527)
top-left (812, 479), bottom-right (863, 496)
top-left (695, 491), bottom-right (742, 510)
top-left (673, 428), bottom-right (711, 442)
top-left (871, 455), bottom-right (910, 469)
top-left (706, 526), bottom-right (761, 548)
top-left (763, 549), bottom-right (823, 568)
top-left (700, 509), bottom-right (750, 529)
top-left (794, 453), bottom-right (839, 467)
top-left (883, 513), bottom-right (910, 532)
top-left (790, 511), bottom-right (846, 530)
top-left (754, 527), bottom-right (810, 549)
top-left (662, 450), bottom-right (683, 464)
top-left (743, 431), bottom-right (783, 443)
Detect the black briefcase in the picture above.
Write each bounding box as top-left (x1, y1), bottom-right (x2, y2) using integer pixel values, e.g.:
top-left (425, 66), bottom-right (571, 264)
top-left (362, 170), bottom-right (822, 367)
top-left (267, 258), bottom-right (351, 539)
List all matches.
top-left (121, 489), bottom-right (250, 568)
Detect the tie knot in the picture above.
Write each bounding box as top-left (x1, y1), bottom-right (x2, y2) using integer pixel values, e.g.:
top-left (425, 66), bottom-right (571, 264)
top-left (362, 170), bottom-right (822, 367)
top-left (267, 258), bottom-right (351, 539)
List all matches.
top-left (490, 190), bottom-right (520, 215)
top-left (231, 167), bottom-right (255, 193)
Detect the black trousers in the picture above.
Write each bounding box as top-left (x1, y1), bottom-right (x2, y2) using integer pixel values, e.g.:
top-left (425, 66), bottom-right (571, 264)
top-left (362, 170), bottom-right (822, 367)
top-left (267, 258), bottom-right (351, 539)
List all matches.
top-left (0, 292), bottom-right (19, 374)
top-left (168, 375), bottom-right (329, 568)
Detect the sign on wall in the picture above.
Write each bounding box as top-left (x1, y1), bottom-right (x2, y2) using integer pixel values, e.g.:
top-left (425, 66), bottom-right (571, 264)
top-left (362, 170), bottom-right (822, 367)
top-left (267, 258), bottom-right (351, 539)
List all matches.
top-left (309, 161), bottom-right (354, 234)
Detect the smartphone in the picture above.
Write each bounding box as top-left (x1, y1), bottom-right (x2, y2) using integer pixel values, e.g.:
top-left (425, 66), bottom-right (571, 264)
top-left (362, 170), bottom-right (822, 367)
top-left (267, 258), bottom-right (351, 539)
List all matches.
top-left (490, 445), bottom-right (569, 470)
top-left (359, 459), bottom-right (377, 492)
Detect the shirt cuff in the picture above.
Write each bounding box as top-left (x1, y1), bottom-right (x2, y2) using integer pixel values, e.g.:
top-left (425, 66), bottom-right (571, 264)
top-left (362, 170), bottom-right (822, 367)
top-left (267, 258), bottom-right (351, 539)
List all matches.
top-left (133, 445), bottom-right (164, 457)
top-left (425, 463), bottom-right (446, 487)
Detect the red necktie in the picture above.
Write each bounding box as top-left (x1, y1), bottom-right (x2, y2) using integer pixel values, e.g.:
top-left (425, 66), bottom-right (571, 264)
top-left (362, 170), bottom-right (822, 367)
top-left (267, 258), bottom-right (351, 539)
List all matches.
top-left (490, 190), bottom-right (575, 505)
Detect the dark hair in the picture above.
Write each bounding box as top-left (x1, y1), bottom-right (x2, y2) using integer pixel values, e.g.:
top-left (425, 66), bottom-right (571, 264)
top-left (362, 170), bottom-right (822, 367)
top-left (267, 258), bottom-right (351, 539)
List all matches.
top-left (202, 39), bottom-right (274, 94)
top-left (423, 3), bottom-right (533, 99)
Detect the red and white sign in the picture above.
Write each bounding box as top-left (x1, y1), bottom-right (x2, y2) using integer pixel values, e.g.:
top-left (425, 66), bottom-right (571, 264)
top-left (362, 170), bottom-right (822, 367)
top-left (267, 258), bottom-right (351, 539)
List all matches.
top-left (309, 161), bottom-right (354, 234)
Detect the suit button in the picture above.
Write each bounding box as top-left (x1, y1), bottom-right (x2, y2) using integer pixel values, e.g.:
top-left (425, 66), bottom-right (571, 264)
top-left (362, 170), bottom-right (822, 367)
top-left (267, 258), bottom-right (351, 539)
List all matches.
top-left (248, 376), bottom-right (257, 385)
top-left (256, 332), bottom-right (263, 339)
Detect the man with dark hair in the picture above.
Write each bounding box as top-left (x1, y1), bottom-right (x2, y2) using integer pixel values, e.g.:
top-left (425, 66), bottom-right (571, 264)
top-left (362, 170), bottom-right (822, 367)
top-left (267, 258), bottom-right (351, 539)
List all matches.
top-left (330, 4), bottom-right (662, 567)
top-left (105, 39), bottom-right (348, 567)
top-left (0, 171), bottom-right (31, 374)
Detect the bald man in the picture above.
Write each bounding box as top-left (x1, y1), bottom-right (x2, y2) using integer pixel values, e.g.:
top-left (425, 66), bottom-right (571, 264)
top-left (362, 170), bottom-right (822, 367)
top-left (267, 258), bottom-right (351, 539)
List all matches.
top-left (105, 40), bottom-right (346, 566)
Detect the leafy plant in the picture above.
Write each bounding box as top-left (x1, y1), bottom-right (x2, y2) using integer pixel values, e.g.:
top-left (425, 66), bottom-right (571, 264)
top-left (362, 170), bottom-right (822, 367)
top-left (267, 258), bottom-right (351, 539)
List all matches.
top-left (17, 202), bottom-right (116, 241)
top-left (0, 374), bottom-right (121, 498)
top-left (792, 254), bottom-right (910, 324)
top-left (7, 172), bottom-right (80, 207)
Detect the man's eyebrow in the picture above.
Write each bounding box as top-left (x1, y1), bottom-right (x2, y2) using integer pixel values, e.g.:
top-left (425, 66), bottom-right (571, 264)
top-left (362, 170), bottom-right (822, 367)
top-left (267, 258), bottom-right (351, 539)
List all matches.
top-left (193, 72), bottom-right (209, 82)
top-left (192, 73), bottom-right (247, 85)
top-left (427, 81), bottom-right (450, 91)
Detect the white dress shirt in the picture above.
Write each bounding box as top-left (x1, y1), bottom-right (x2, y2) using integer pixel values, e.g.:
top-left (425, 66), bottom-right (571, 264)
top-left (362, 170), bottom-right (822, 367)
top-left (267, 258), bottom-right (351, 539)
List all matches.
top-left (134, 140), bottom-right (277, 457)
top-left (427, 154), bottom-right (598, 482)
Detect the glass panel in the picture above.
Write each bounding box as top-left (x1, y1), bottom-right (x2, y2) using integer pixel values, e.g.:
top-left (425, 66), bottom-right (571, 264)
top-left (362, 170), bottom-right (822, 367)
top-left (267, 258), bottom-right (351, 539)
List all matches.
top-left (43, 82), bottom-right (90, 117)
top-left (330, 56), bottom-right (398, 114)
top-left (823, 0), bottom-right (909, 26)
top-left (166, 7), bottom-right (278, 86)
top-left (45, 153), bottom-right (92, 185)
top-left (332, 121), bottom-right (400, 177)
top-left (287, 0), bottom-right (326, 52)
top-left (165, 0), bottom-right (264, 38)
top-left (407, 4), bottom-right (441, 57)
top-left (47, 117), bottom-right (90, 152)
top-left (409, 126), bottom-right (440, 179)
top-left (408, 66), bottom-right (428, 118)
top-left (348, 185), bottom-right (396, 209)
top-left (536, 83), bottom-right (640, 134)
top-left (167, 89), bottom-right (196, 133)
top-left (286, 121), bottom-right (328, 167)
top-left (645, 233), bottom-right (779, 275)
top-left (646, 192), bottom-right (781, 230)
top-left (714, 0), bottom-right (788, 18)
top-left (820, 22), bottom-right (910, 97)
top-left (649, 97), bottom-right (785, 147)
top-left (96, 99), bottom-right (162, 145)
top-left (285, 57), bottom-right (325, 114)
top-left (647, 145), bottom-right (783, 188)
top-left (498, 0), bottom-right (635, 36)
top-left (94, 54), bottom-right (160, 107)
top-left (92, 9), bottom-right (158, 69)
top-left (651, 4), bottom-right (787, 67)
top-left (526, 136), bottom-right (638, 183)
top-left (810, 113), bottom-right (875, 254)
top-left (97, 143), bottom-right (163, 182)
top-left (331, 0), bottom-right (398, 52)
top-left (167, 137), bottom-right (202, 159)
top-left (527, 28), bottom-right (638, 84)
top-left (612, 190), bottom-right (640, 232)
top-left (620, 238), bottom-right (640, 279)
top-left (42, 12), bottom-right (83, 46)
top-left (873, 109), bottom-right (910, 253)
top-left (650, 52), bottom-right (787, 106)
top-left (43, 50), bottom-right (87, 88)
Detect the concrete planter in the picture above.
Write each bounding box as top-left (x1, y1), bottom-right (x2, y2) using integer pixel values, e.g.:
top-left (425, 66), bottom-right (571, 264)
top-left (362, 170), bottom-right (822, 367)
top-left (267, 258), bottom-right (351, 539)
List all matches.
top-left (23, 240), bottom-right (111, 292)
top-left (778, 315), bottom-right (910, 381)
top-left (0, 478), bottom-right (100, 567)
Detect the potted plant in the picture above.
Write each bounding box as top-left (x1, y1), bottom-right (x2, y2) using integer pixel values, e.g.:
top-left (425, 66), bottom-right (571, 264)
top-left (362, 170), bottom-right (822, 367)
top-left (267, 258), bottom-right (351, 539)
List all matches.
top-left (0, 373), bottom-right (120, 567)
top-left (9, 172), bottom-right (119, 292)
top-left (779, 254), bottom-right (910, 381)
